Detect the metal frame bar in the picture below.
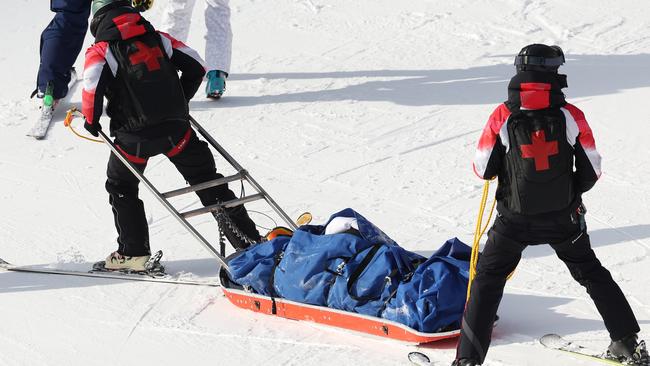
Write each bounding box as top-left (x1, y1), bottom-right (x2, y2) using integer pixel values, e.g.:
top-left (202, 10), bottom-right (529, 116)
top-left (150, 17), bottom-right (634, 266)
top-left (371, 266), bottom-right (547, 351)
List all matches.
top-left (96, 116), bottom-right (298, 272)
top-left (181, 194), bottom-right (265, 219)
top-left (99, 130), bottom-right (230, 271)
top-left (189, 116), bottom-right (297, 230)
top-left (162, 173), bottom-right (243, 199)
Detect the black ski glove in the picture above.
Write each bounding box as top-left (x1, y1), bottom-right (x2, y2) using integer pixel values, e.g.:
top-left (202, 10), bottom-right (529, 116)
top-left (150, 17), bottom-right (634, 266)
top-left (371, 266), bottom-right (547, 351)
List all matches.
top-left (84, 121), bottom-right (102, 137)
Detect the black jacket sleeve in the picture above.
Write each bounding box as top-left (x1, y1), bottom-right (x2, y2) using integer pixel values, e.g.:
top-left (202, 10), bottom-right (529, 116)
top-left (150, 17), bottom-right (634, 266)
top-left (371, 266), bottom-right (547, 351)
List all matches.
top-left (171, 51), bottom-right (206, 101)
top-left (157, 31), bottom-right (206, 101)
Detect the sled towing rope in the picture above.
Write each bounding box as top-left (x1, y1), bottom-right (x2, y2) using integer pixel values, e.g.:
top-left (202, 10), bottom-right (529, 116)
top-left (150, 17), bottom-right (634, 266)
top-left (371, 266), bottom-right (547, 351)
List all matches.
top-left (64, 108), bottom-right (297, 271)
top-left (467, 180), bottom-right (497, 301)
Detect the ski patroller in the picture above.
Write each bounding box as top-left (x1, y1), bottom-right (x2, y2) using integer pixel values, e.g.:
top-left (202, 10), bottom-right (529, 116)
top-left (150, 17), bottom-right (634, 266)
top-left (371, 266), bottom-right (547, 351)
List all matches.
top-left (84, 112), bottom-right (298, 271)
top-left (28, 68), bottom-right (79, 139)
top-left (93, 112), bottom-right (305, 268)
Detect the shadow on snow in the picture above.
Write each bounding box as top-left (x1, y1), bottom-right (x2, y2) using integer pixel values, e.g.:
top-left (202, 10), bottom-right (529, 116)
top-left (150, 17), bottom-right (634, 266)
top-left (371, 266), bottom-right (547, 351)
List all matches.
top-left (190, 54), bottom-right (650, 108)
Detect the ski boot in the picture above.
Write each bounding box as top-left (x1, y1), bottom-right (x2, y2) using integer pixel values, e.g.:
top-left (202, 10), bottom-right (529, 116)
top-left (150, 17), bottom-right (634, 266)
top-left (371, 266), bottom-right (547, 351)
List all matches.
top-left (607, 334), bottom-right (650, 365)
top-left (206, 70), bottom-right (227, 99)
top-left (451, 359), bottom-right (480, 366)
top-left (103, 251), bottom-right (151, 272)
top-left (35, 82), bottom-right (59, 118)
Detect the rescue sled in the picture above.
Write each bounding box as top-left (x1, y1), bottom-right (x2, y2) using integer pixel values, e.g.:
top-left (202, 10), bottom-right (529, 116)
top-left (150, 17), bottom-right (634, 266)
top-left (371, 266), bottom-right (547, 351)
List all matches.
top-left (219, 268), bottom-right (461, 344)
top-left (69, 110), bottom-right (461, 344)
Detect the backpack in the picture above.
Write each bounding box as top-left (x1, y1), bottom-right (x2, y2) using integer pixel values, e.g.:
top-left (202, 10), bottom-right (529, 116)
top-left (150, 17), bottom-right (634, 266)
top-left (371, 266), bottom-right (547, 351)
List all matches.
top-left (503, 109), bottom-right (575, 215)
top-left (106, 32), bottom-right (188, 131)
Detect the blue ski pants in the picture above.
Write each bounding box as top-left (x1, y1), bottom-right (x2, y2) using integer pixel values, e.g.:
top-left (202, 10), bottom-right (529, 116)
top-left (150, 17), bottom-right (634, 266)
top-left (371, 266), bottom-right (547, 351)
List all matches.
top-left (37, 0), bottom-right (90, 99)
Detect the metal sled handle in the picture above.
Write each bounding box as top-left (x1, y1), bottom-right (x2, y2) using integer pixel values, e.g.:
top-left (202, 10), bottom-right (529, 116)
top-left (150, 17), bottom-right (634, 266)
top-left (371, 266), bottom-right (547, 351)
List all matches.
top-left (162, 172), bottom-right (243, 199)
top-left (98, 130), bottom-right (230, 271)
top-left (189, 115), bottom-right (298, 230)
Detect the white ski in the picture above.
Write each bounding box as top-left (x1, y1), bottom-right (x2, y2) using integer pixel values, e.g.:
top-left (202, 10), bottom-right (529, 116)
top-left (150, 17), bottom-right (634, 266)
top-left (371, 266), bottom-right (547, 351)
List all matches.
top-left (27, 68), bottom-right (79, 139)
top-left (0, 257), bottom-right (221, 287)
top-left (540, 334), bottom-right (626, 365)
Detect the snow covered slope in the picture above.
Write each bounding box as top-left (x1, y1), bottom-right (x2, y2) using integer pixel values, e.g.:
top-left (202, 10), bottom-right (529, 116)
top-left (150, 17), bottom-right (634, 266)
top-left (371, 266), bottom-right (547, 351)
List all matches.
top-left (1, 0), bottom-right (649, 365)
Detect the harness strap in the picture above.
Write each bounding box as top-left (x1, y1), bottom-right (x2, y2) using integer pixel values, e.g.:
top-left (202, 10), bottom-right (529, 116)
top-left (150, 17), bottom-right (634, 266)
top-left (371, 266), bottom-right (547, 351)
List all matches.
top-left (166, 127), bottom-right (192, 158)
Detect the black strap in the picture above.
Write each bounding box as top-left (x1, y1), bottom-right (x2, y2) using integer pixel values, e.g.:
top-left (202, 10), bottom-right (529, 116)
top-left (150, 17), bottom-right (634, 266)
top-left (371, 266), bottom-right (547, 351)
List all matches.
top-left (514, 55), bottom-right (564, 67)
top-left (267, 251), bottom-right (284, 301)
top-left (346, 244), bottom-right (384, 302)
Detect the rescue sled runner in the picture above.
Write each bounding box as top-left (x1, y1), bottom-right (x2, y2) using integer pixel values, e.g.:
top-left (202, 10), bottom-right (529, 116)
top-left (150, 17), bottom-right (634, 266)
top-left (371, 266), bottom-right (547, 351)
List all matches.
top-left (220, 269), bottom-right (461, 344)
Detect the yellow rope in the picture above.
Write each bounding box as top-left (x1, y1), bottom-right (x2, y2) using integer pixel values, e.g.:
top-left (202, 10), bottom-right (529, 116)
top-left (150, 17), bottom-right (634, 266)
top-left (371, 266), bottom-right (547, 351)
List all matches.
top-left (64, 108), bottom-right (103, 144)
top-left (466, 180), bottom-right (517, 301)
top-left (467, 180), bottom-right (495, 301)
top-left (479, 198), bottom-right (497, 239)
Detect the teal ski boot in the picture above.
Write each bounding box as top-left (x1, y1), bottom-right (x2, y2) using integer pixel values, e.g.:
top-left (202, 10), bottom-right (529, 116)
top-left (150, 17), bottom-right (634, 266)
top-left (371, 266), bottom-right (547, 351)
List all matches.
top-left (206, 70), bottom-right (227, 99)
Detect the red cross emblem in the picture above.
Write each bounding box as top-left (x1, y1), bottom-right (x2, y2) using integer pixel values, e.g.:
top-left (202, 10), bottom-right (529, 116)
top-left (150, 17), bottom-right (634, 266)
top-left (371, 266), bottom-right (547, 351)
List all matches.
top-left (520, 130), bottom-right (558, 171)
top-left (129, 41), bottom-right (163, 71)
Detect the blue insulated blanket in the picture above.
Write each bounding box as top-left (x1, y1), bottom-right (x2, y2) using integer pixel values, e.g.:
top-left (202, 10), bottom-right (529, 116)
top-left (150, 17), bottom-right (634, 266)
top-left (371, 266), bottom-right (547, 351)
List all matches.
top-left (226, 209), bottom-right (470, 333)
top-left (226, 235), bottom-right (291, 296)
top-left (382, 237), bottom-right (470, 332)
top-left (273, 208), bottom-right (413, 307)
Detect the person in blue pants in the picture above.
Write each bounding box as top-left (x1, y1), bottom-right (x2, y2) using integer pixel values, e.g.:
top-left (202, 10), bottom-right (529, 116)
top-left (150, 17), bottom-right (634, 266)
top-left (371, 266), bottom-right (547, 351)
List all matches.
top-left (35, 0), bottom-right (91, 101)
top-left (35, 0), bottom-right (152, 101)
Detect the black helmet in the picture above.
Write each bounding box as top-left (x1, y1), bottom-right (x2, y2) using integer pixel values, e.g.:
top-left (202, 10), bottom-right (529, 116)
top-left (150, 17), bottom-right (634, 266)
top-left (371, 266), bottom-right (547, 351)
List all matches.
top-left (514, 44), bottom-right (565, 73)
top-left (90, 0), bottom-right (131, 37)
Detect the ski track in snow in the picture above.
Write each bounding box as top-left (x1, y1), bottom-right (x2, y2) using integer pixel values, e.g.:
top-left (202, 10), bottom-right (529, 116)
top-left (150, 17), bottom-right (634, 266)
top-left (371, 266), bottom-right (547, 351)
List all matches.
top-left (1, 0), bottom-right (650, 365)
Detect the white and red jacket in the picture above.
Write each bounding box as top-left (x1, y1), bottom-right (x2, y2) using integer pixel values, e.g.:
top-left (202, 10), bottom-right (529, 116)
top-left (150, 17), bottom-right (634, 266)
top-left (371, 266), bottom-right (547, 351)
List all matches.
top-left (473, 71), bottom-right (602, 217)
top-left (82, 8), bottom-right (205, 137)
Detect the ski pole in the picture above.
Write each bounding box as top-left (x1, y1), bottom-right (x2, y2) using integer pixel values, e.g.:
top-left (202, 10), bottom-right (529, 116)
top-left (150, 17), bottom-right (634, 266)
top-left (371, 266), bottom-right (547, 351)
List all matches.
top-left (97, 129), bottom-right (230, 270)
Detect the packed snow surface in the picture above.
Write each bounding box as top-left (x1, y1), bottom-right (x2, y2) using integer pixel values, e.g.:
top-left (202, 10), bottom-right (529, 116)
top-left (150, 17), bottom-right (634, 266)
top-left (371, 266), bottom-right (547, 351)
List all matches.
top-left (1, 0), bottom-right (649, 365)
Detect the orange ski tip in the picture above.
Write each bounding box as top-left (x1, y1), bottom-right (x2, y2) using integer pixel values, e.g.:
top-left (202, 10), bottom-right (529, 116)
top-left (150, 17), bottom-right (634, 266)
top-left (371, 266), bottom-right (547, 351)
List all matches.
top-left (296, 212), bottom-right (313, 226)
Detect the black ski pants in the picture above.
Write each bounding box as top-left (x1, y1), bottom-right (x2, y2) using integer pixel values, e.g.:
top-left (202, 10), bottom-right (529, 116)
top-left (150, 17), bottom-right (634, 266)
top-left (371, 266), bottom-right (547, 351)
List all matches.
top-left (105, 125), bottom-right (260, 256)
top-left (456, 211), bottom-right (640, 363)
